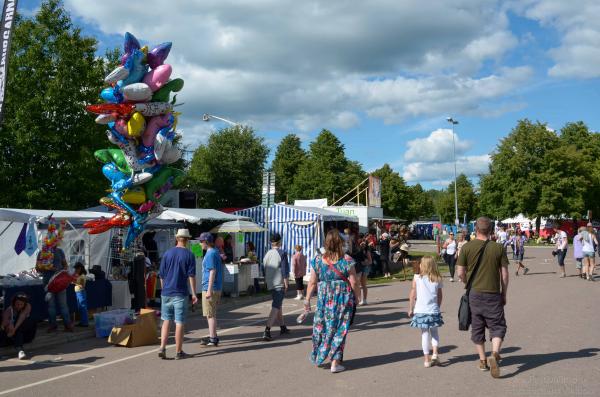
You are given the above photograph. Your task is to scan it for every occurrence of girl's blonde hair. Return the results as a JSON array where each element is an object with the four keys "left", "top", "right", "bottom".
[{"left": 419, "top": 256, "right": 442, "bottom": 283}]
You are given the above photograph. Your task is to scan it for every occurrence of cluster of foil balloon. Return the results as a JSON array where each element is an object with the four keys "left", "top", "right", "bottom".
[{"left": 84, "top": 32, "right": 184, "bottom": 248}]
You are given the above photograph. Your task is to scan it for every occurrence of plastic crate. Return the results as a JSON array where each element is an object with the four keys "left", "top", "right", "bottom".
[{"left": 94, "top": 309, "right": 134, "bottom": 338}]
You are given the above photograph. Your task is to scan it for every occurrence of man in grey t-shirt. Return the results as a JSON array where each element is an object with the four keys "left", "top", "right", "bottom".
[{"left": 262, "top": 233, "right": 290, "bottom": 341}]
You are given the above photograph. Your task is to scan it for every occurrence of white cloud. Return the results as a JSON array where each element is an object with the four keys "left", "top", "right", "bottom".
[
  {"left": 404, "top": 129, "right": 471, "bottom": 163},
  {"left": 403, "top": 154, "right": 490, "bottom": 183},
  {"left": 512, "top": 0, "right": 600, "bottom": 78},
  {"left": 401, "top": 129, "right": 490, "bottom": 183},
  {"left": 64, "top": 0, "right": 532, "bottom": 140}
]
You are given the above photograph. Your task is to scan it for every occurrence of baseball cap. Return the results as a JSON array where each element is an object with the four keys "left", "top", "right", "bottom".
[{"left": 199, "top": 232, "right": 214, "bottom": 243}]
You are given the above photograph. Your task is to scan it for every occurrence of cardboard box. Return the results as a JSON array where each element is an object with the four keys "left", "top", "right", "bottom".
[{"left": 108, "top": 309, "right": 158, "bottom": 347}]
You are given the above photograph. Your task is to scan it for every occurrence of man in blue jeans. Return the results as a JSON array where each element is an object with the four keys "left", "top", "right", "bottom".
[
  {"left": 158, "top": 229, "right": 198, "bottom": 360},
  {"left": 37, "top": 247, "right": 73, "bottom": 332}
]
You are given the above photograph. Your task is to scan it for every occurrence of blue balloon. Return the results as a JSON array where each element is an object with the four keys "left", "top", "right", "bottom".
[
  {"left": 100, "top": 87, "right": 122, "bottom": 103},
  {"left": 102, "top": 163, "right": 133, "bottom": 191},
  {"left": 121, "top": 50, "right": 148, "bottom": 86}
]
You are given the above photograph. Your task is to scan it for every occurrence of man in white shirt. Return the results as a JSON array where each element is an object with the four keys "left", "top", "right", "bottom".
[
  {"left": 497, "top": 227, "right": 508, "bottom": 245},
  {"left": 555, "top": 227, "right": 568, "bottom": 278}
]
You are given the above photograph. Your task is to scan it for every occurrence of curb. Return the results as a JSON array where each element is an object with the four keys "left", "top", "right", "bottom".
[{"left": 1, "top": 291, "right": 275, "bottom": 357}]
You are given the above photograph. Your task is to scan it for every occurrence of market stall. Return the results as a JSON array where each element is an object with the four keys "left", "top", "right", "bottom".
[
  {"left": 233, "top": 204, "right": 359, "bottom": 266},
  {"left": 0, "top": 208, "right": 180, "bottom": 313},
  {"left": 210, "top": 220, "right": 264, "bottom": 296}
]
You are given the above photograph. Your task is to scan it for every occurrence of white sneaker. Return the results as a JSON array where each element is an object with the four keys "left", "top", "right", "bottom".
[
  {"left": 449, "top": 278, "right": 454, "bottom": 282},
  {"left": 424, "top": 361, "right": 432, "bottom": 368},
  {"left": 331, "top": 364, "right": 346, "bottom": 373},
  {"left": 359, "top": 300, "right": 367, "bottom": 306},
  {"left": 294, "top": 296, "right": 302, "bottom": 300},
  {"left": 18, "top": 350, "right": 26, "bottom": 360}
]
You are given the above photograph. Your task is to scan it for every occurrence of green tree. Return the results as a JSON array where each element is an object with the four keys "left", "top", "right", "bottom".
[
  {"left": 272, "top": 134, "right": 306, "bottom": 203},
  {"left": 478, "top": 119, "right": 591, "bottom": 229},
  {"left": 371, "top": 164, "right": 411, "bottom": 220},
  {"left": 436, "top": 174, "right": 479, "bottom": 224},
  {"left": 187, "top": 126, "right": 269, "bottom": 207},
  {"left": 407, "top": 183, "right": 435, "bottom": 221},
  {"left": 0, "top": 0, "right": 112, "bottom": 209},
  {"left": 558, "top": 122, "right": 600, "bottom": 217},
  {"left": 290, "top": 129, "right": 365, "bottom": 202}
]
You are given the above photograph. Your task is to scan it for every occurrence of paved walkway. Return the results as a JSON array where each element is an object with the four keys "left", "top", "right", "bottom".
[{"left": 1, "top": 247, "right": 598, "bottom": 396}]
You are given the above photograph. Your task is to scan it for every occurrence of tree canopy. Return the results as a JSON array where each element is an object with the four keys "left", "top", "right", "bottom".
[
  {"left": 187, "top": 125, "right": 269, "bottom": 208},
  {"left": 272, "top": 134, "right": 306, "bottom": 203},
  {"left": 0, "top": 0, "right": 111, "bottom": 209},
  {"left": 479, "top": 119, "right": 597, "bottom": 222},
  {"left": 435, "top": 174, "right": 479, "bottom": 224},
  {"left": 289, "top": 129, "right": 366, "bottom": 202}
]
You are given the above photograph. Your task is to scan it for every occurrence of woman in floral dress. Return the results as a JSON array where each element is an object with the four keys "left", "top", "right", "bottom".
[{"left": 305, "top": 229, "right": 361, "bottom": 373}]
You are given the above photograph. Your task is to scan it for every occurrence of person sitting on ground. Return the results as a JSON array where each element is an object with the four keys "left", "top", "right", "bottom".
[
  {"left": 72, "top": 263, "right": 89, "bottom": 327},
  {"left": 408, "top": 256, "right": 444, "bottom": 368},
  {"left": 0, "top": 294, "right": 36, "bottom": 360}
]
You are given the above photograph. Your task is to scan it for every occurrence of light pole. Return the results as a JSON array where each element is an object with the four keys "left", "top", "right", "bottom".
[
  {"left": 446, "top": 117, "right": 459, "bottom": 227},
  {"left": 202, "top": 113, "right": 239, "bottom": 126}
]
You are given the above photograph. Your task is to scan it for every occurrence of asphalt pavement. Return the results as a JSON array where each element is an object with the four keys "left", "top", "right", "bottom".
[{"left": 1, "top": 245, "right": 598, "bottom": 397}]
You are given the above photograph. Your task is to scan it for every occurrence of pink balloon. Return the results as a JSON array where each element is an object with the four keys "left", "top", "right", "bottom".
[
  {"left": 142, "top": 64, "right": 172, "bottom": 92},
  {"left": 142, "top": 114, "right": 172, "bottom": 147},
  {"left": 114, "top": 119, "right": 129, "bottom": 136}
]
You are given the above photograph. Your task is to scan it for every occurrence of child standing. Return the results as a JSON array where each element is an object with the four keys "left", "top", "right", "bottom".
[
  {"left": 291, "top": 245, "right": 307, "bottom": 300},
  {"left": 73, "top": 263, "right": 89, "bottom": 327},
  {"left": 408, "top": 256, "right": 444, "bottom": 367}
]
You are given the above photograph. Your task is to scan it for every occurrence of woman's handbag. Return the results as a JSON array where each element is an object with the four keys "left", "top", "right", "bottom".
[{"left": 458, "top": 241, "right": 489, "bottom": 331}]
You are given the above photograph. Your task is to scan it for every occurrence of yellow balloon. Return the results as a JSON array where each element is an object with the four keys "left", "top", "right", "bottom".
[
  {"left": 127, "top": 112, "right": 146, "bottom": 138},
  {"left": 122, "top": 186, "right": 146, "bottom": 205}
]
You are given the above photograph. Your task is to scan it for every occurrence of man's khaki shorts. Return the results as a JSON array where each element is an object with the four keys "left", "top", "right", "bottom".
[{"left": 201, "top": 291, "right": 221, "bottom": 318}]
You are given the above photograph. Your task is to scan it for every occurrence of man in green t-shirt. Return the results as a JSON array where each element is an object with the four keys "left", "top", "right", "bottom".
[{"left": 457, "top": 217, "right": 509, "bottom": 379}]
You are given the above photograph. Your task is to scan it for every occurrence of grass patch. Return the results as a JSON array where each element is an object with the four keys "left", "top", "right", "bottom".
[{"left": 366, "top": 250, "right": 450, "bottom": 285}]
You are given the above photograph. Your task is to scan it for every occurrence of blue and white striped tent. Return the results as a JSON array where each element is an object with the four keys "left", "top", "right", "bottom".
[{"left": 234, "top": 204, "right": 358, "bottom": 268}]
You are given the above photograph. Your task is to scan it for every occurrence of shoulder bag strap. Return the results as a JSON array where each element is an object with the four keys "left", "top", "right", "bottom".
[
  {"left": 323, "top": 256, "right": 351, "bottom": 286},
  {"left": 465, "top": 240, "right": 490, "bottom": 293}
]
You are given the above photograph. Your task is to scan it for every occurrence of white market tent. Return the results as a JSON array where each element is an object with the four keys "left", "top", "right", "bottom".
[
  {"left": 0, "top": 209, "right": 112, "bottom": 275},
  {"left": 158, "top": 208, "right": 250, "bottom": 224},
  {"left": 0, "top": 208, "right": 181, "bottom": 275}
]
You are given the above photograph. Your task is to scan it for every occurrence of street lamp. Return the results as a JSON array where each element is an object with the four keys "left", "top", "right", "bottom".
[
  {"left": 202, "top": 113, "right": 239, "bottom": 126},
  {"left": 446, "top": 117, "right": 459, "bottom": 226}
]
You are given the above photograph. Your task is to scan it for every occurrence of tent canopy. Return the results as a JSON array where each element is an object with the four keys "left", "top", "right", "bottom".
[
  {"left": 0, "top": 208, "right": 108, "bottom": 224},
  {"left": 278, "top": 205, "right": 358, "bottom": 223},
  {"left": 158, "top": 208, "right": 250, "bottom": 224}
]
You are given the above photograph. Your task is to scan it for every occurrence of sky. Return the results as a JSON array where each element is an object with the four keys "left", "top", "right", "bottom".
[{"left": 16, "top": 0, "right": 600, "bottom": 189}]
